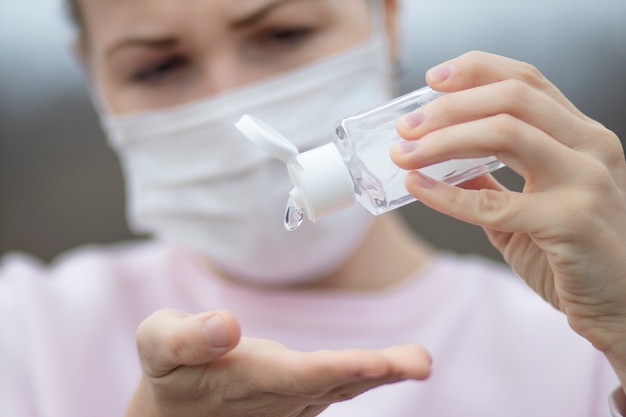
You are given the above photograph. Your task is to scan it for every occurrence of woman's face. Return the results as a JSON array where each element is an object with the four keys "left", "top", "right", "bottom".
[{"left": 79, "top": 0, "right": 391, "bottom": 115}]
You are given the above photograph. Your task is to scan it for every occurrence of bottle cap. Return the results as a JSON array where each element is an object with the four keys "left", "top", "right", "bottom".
[
  {"left": 235, "top": 115, "right": 300, "bottom": 164},
  {"left": 236, "top": 115, "right": 356, "bottom": 225}
]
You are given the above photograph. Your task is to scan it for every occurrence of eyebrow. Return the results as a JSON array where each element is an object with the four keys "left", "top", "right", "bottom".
[
  {"left": 106, "top": 37, "right": 178, "bottom": 58},
  {"left": 230, "top": 0, "right": 308, "bottom": 29},
  {"left": 105, "top": 0, "right": 312, "bottom": 57}
]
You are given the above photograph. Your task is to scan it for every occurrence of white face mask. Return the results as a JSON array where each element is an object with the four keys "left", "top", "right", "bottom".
[{"left": 98, "top": 35, "right": 393, "bottom": 286}]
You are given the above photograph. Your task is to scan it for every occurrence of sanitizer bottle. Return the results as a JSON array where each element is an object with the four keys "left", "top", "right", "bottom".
[{"left": 236, "top": 86, "right": 504, "bottom": 231}]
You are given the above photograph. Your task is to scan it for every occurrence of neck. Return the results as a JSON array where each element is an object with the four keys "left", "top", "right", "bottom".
[
  {"left": 206, "top": 213, "right": 436, "bottom": 293},
  {"left": 297, "top": 213, "right": 436, "bottom": 292}
]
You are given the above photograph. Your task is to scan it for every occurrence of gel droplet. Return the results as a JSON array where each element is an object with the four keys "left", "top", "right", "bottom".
[{"left": 284, "top": 198, "right": 304, "bottom": 231}]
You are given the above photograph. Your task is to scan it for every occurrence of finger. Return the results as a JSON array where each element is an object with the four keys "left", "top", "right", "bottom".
[
  {"left": 453, "top": 175, "right": 521, "bottom": 244},
  {"left": 397, "top": 80, "right": 600, "bottom": 154},
  {"left": 376, "top": 344, "right": 433, "bottom": 379},
  {"left": 404, "top": 170, "right": 544, "bottom": 233},
  {"left": 393, "top": 114, "right": 581, "bottom": 187},
  {"left": 136, "top": 309, "right": 241, "bottom": 378},
  {"left": 454, "top": 175, "right": 524, "bottom": 252},
  {"left": 424, "top": 51, "right": 592, "bottom": 122},
  {"left": 275, "top": 344, "right": 432, "bottom": 397},
  {"left": 457, "top": 172, "right": 509, "bottom": 192},
  {"left": 327, "top": 345, "right": 433, "bottom": 403}
]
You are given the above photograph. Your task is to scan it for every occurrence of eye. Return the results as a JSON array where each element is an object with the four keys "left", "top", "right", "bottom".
[
  {"left": 257, "top": 27, "right": 314, "bottom": 51},
  {"left": 131, "top": 55, "right": 189, "bottom": 84}
]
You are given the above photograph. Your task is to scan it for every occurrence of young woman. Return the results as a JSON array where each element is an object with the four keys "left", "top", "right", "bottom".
[{"left": 2, "top": 0, "right": 626, "bottom": 416}]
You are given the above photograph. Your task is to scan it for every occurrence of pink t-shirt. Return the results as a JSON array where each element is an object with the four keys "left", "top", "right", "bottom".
[{"left": 0, "top": 241, "right": 621, "bottom": 416}]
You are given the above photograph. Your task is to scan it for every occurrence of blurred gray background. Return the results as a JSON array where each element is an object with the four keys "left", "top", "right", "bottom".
[{"left": 1, "top": 0, "right": 625, "bottom": 263}]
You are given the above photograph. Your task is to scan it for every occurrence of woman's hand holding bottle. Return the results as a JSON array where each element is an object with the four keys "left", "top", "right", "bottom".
[{"left": 392, "top": 51, "right": 626, "bottom": 389}]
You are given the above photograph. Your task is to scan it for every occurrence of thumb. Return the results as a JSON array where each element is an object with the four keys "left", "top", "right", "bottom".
[{"left": 136, "top": 309, "right": 241, "bottom": 378}]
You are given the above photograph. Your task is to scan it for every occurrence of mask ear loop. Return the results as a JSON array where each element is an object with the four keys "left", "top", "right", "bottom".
[
  {"left": 374, "top": 0, "right": 412, "bottom": 94},
  {"left": 73, "top": 53, "right": 121, "bottom": 137},
  {"left": 369, "top": 0, "right": 398, "bottom": 96},
  {"left": 370, "top": 0, "right": 389, "bottom": 36},
  {"left": 70, "top": 46, "right": 112, "bottom": 117},
  {"left": 80, "top": 69, "right": 127, "bottom": 145},
  {"left": 70, "top": 32, "right": 130, "bottom": 149},
  {"left": 86, "top": 85, "right": 112, "bottom": 119},
  {"left": 85, "top": 83, "right": 128, "bottom": 146}
]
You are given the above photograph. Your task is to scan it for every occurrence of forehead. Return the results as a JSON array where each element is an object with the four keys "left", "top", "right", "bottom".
[
  {"left": 81, "top": 0, "right": 366, "bottom": 47},
  {"left": 82, "top": 0, "right": 276, "bottom": 28}
]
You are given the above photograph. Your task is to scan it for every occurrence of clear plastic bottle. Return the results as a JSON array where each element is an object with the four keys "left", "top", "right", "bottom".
[{"left": 236, "top": 86, "right": 504, "bottom": 231}]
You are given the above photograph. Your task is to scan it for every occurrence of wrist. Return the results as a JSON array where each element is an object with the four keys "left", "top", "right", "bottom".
[
  {"left": 586, "top": 322, "right": 626, "bottom": 394},
  {"left": 567, "top": 311, "right": 626, "bottom": 384}
]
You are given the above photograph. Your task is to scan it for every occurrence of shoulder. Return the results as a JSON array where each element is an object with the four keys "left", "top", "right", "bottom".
[
  {"left": 0, "top": 242, "right": 192, "bottom": 415},
  {"left": 0, "top": 240, "right": 214, "bottom": 359},
  {"left": 0, "top": 241, "right": 204, "bottom": 311},
  {"left": 1, "top": 240, "right": 195, "bottom": 280}
]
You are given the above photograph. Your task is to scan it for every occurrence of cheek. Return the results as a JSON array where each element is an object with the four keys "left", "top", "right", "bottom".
[
  {"left": 327, "top": 0, "right": 373, "bottom": 45},
  {"left": 87, "top": 58, "right": 139, "bottom": 114}
]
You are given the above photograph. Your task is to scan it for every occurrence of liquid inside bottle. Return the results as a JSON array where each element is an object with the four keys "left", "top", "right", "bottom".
[{"left": 333, "top": 87, "right": 504, "bottom": 216}]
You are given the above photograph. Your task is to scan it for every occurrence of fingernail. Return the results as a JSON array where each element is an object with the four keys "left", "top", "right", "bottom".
[
  {"left": 203, "top": 315, "right": 230, "bottom": 348},
  {"left": 410, "top": 171, "right": 436, "bottom": 189},
  {"left": 394, "top": 141, "right": 419, "bottom": 154},
  {"left": 428, "top": 63, "right": 452, "bottom": 83},
  {"left": 401, "top": 111, "right": 425, "bottom": 130}
]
